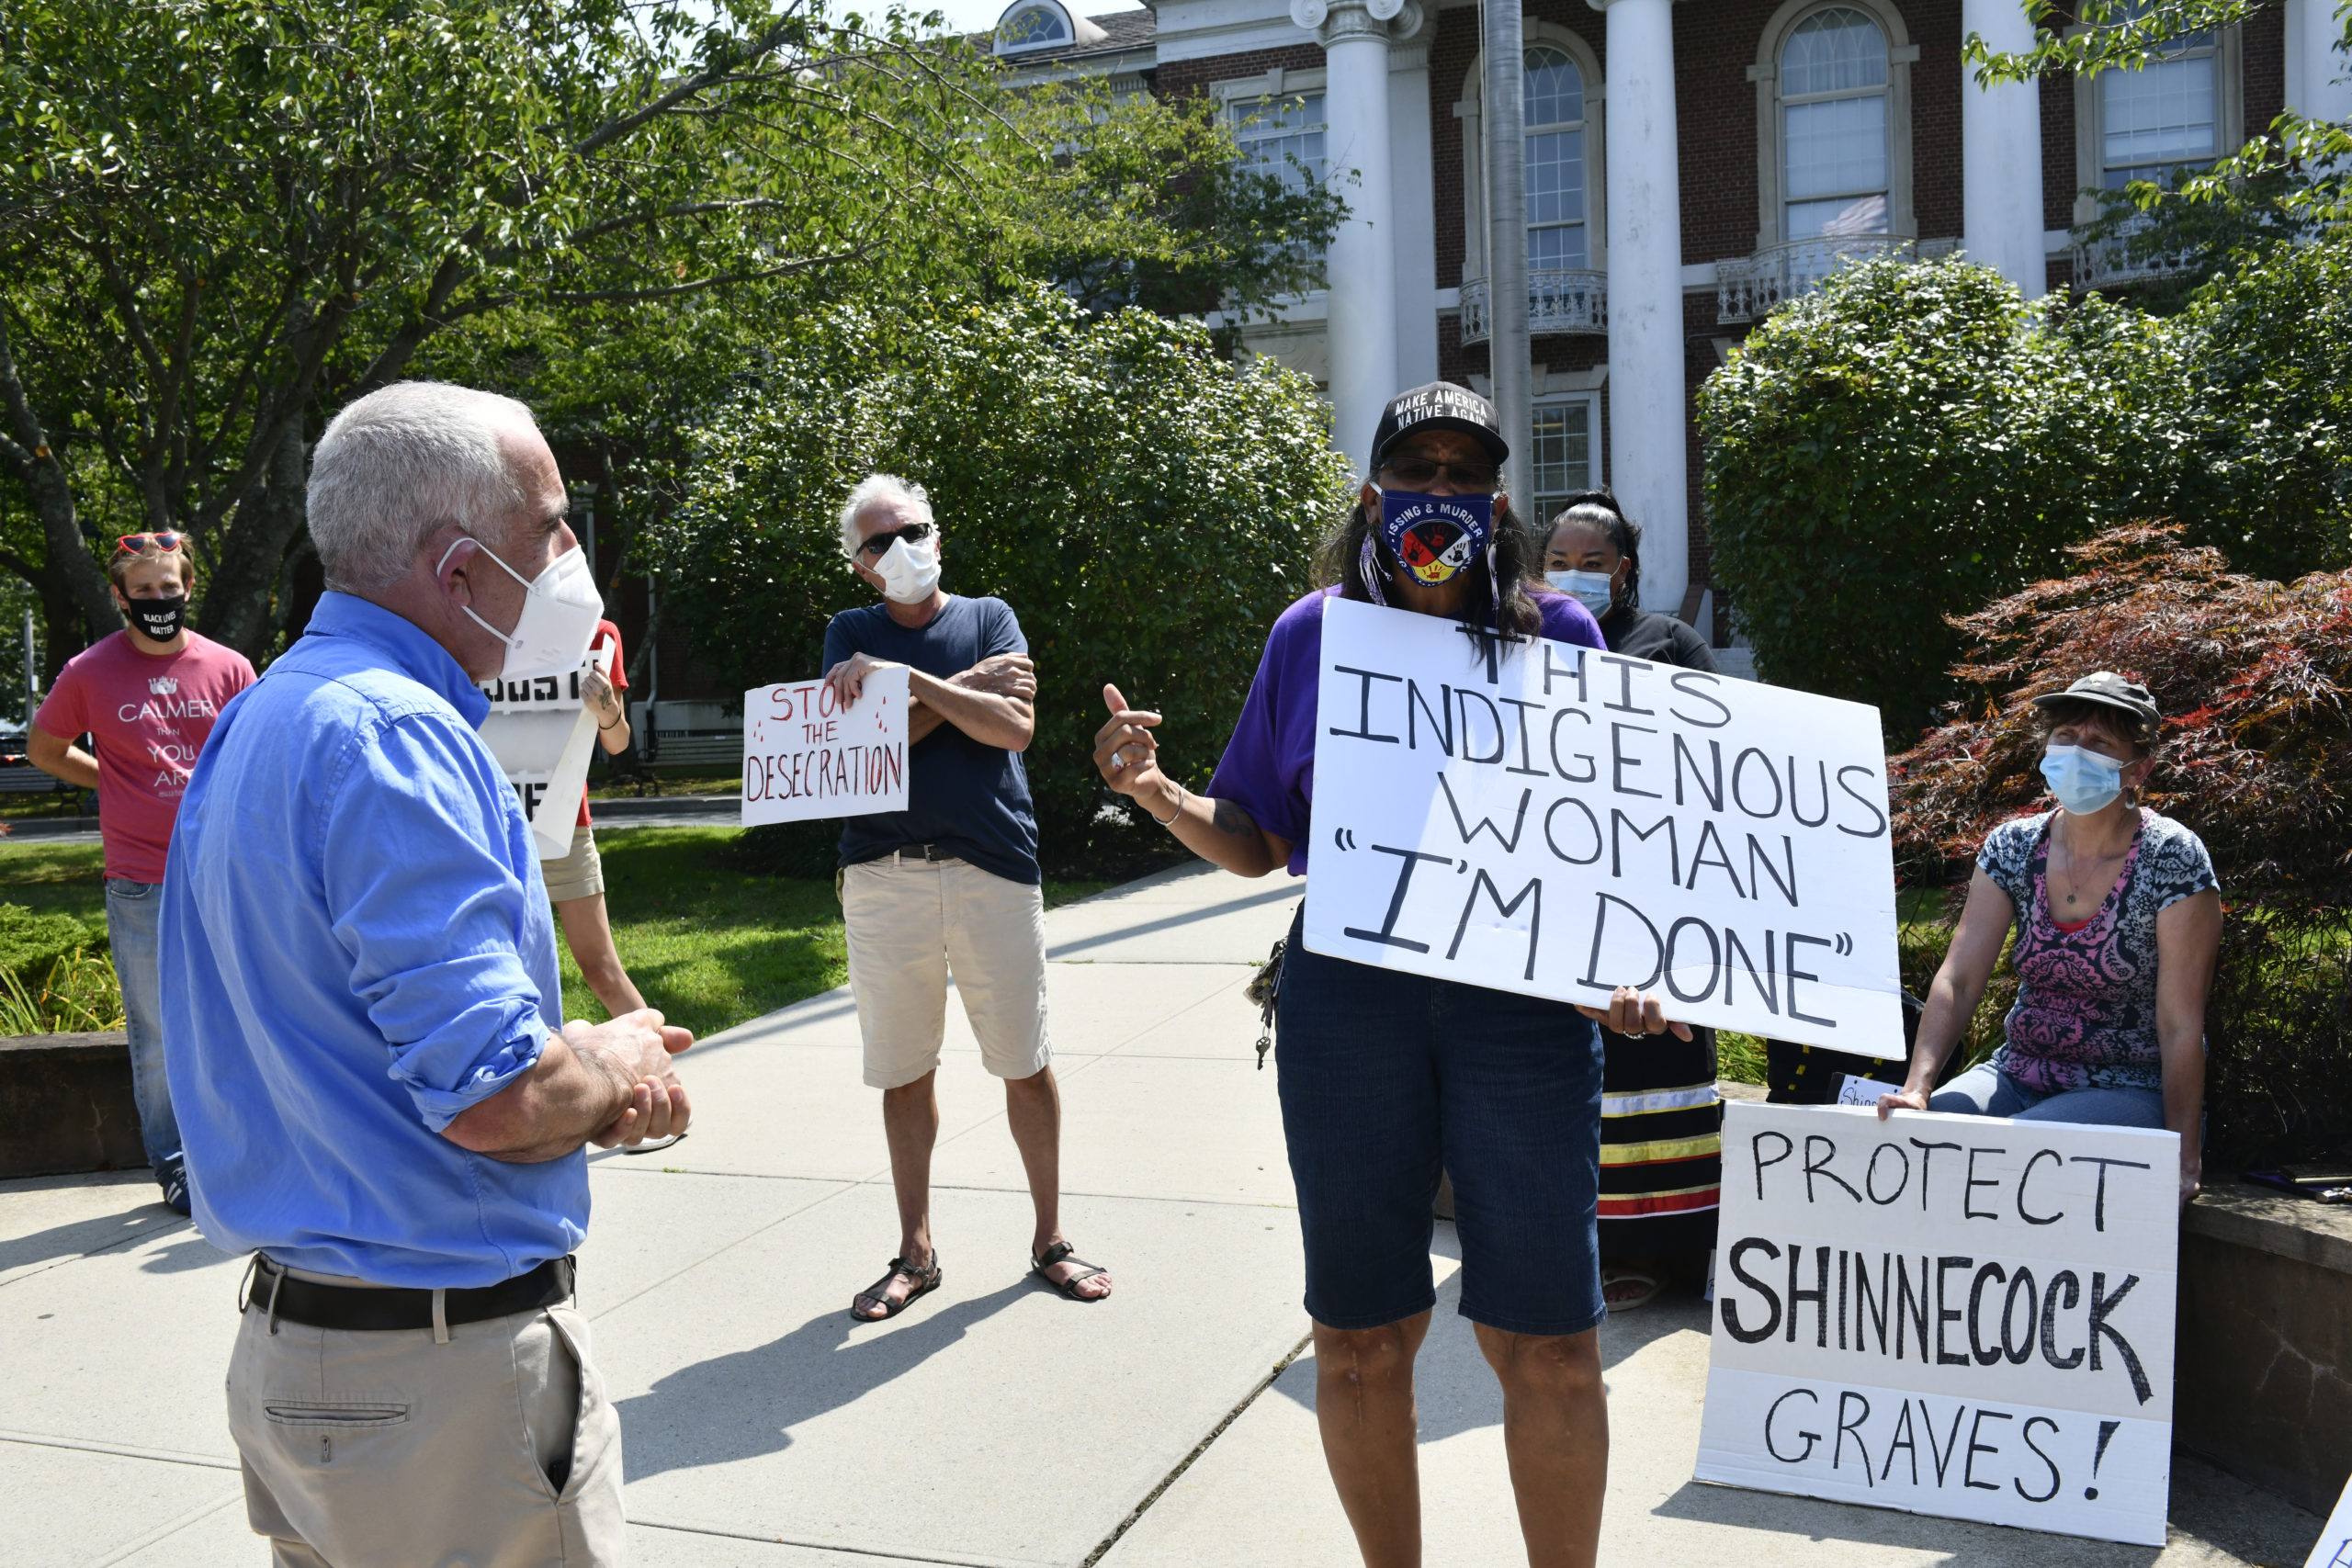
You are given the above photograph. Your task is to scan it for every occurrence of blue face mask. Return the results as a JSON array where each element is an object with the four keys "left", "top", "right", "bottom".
[
  {"left": 1547, "top": 569, "right": 1614, "bottom": 617},
  {"left": 1375, "top": 489, "right": 1493, "bottom": 589},
  {"left": 2040, "top": 743, "right": 2125, "bottom": 815}
]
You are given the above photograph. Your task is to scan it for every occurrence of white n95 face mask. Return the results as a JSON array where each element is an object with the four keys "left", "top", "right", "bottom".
[
  {"left": 875, "top": 534, "right": 942, "bottom": 604},
  {"left": 439, "top": 536, "right": 605, "bottom": 681}
]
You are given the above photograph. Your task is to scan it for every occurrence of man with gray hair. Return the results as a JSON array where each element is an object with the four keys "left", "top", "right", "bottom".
[
  {"left": 824, "top": 473, "right": 1112, "bottom": 1319},
  {"left": 160, "top": 380, "right": 691, "bottom": 1566}
]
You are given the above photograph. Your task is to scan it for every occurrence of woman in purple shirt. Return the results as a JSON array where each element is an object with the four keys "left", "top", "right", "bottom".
[{"left": 1091, "top": 383, "right": 1684, "bottom": 1568}]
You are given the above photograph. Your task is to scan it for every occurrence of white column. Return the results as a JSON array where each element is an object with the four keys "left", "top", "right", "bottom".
[
  {"left": 1961, "top": 0, "right": 2047, "bottom": 299},
  {"left": 2287, "top": 0, "right": 2352, "bottom": 122},
  {"left": 1389, "top": 39, "right": 1441, "bottom": 390},
  {"left": 1487, "top": 2, "right": 1532, "bottom": 512},
  {"left": 1601, "top": 0, "right": 1688, "bottom": 615},
  {"left": 1295, "top": 0, "right": 1409, "bottom": 477}
]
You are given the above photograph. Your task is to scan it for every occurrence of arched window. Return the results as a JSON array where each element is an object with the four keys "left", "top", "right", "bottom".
[
  {"left": 1524, "top": 47, "right": 1588, "bottom": 272},
  {"left": 1779, "top": 7, "right": 1891, "bottom": 239},
  {"left": 997, "top": 3, "right": 1071, "bottom": 53}
]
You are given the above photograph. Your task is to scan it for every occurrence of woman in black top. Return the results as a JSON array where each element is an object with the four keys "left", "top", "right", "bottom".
[{"left": 1543, "top": 492, "right": 1724, "bottom": 1310}]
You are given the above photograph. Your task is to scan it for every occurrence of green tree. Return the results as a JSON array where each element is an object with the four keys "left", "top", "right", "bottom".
[
  {"left": 1, "top": 0, "right": 1341, "bottom": 675},
  {"left": 648, "top": 284, "right": 1351, "bottom": 862},
  {"left": 1697, "top": 256, "right": 2190, "bottom": 739}
]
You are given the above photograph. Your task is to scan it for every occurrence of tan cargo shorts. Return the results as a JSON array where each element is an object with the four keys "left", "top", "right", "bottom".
[{"left": 842, "top": 852, "right": 1051, "bottom": 1089}]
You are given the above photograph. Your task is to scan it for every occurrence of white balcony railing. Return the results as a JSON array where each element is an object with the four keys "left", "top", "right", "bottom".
[
  {"left": 1715, "top": 234, "right": 1914, "bottom": 323},
  {"left": 2073, "top": 214, "right": 2196, "bottom": 288},
  {"left": 1457, "top": 269, "right": 1607, "bottom": 346}
]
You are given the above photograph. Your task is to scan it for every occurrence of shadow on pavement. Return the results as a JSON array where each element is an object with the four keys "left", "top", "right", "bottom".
[
  {"left": 616, "top": 1279, "right": 1033, "bottom": 1480},
  {"left": 1647, "top": 1476, "right": 2164, "bottom": 1566},
  {"left": 0, "top": 1201, "right": 181, "bottom": 1279}
]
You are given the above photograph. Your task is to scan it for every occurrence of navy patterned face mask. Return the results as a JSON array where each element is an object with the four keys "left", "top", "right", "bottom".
[{"left": 1373, "top": 488, "right": 1493, "bottom": 590}]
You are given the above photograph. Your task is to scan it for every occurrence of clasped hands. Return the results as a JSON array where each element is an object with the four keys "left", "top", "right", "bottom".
[{"left": 571, "top": 1010, "right": 695, "bottom": 1148}]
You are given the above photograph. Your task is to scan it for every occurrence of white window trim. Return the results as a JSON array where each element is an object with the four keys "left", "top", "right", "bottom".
[
  {"left": 1748, "top": 0, "right": 1917, "bottom": 251},
  {"left": 2071, "top": 23, "right": 2243, "bottom": 225},
  {"left": 996, "top": 0, "right": 1078, "bottom": 56},
  {"left": 1216, "top": 69, "right": 1334, "bottom": 299},
  {"left": 1530, "top": 389, "right": 1607, "bottom": 506},
  {"left": 1453, "top": 23, "right": 1607, "bottom": 283}
]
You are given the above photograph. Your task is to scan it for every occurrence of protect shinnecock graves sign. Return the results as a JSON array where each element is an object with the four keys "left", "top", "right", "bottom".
[
  {"left": 1306, "top": 598, "right": 1903, "bottom": 1053},
  {"left": 741, "top": 667, "right": 909, "bottom": 827},
  {"left": 1697, "top": 1102, "right": 2179, "bottom": 1547}
]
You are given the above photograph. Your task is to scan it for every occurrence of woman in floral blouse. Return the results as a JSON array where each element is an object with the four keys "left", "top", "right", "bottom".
[{"left": 1878, "top": 672, "right": 2222, "bottom": 1202}]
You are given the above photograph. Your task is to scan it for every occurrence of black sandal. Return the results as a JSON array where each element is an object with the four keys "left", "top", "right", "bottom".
[
  {"left": 851, "top": 1252, "right": 941, "bottom": 1321},
  {"left": 1031, "top": 1240, "right": 1111, "bottom": 1302}
]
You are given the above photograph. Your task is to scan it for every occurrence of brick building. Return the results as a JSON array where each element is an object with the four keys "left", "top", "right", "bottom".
[{"left": 992, "top": 0, "right": 2350, "bottom": 651}]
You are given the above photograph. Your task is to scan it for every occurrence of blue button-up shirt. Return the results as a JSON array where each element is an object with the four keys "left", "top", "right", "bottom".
[{"left": 161, "top": 592, "right": 581, "bottom": 1287}]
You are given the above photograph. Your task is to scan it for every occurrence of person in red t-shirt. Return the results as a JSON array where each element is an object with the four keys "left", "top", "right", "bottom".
[
  {"left": 32, "top": 532, "right": 256, "bottom": 1213},
  {"left": 539, "top": 618, "right": 646, "bottom": 1017}
]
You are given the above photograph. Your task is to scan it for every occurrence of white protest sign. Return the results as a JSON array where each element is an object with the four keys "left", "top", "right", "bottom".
[
  {"left": 2306, "top": 1472, "right": 2352, "bottom": 1568},
  {"left": 477, "top": 649, "right": 612, "bottom": 861},
  {"left": 1306, "top": 598, "right": 1903, "bottom": 1053},
  {"left": 741, "top": 666, "right": 909, "bottom": 826},
  {"left": 1697, "top": 1102, "right": 2179, "bottom": 1547},
  {"left": 1838, "top": 1074, "right": 1908, "bottom": 1106}
]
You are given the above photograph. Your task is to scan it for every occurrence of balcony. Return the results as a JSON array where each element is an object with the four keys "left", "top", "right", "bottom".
[
  {"left": 1457, "top": 269, "right": 1607, "bottom": 347},
  {"left": 1715, "top": 234, "right": 1915, "bottom": 324},
  {"left": 2073, "top": 214, "right": 2196, "bottom": 289}
]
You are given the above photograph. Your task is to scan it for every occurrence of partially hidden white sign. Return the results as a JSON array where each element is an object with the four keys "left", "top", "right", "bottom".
[
  {"left": 741, "top": 667, "right": 909, "bottom": 827},
  {"left": 1306, "top": 597, "right": 1903, "bottom": 1053},
  {"left": 476, "top": 649, "right": 611, "bottom": 861},
  {"left": 1697, "top": 1102, "right": 2179, "bottom": 1547}
]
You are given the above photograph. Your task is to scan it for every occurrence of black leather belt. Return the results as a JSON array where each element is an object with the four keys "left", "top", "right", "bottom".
[
  {"left": 243, "top": 1254, "right": 575, "bottom": 1332},
  {"left": 899, "top": 843, "right": 955, "bottom": 862}
]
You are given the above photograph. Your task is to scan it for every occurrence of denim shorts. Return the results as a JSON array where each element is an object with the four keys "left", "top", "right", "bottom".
[{"left": 1274, "top": 910, "right": 1607, "bottom": 1337}]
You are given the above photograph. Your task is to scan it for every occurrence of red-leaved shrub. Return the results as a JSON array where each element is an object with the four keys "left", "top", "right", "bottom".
[{"left": 1890, "top": 525, "right": 2352, "bottom": 1168}]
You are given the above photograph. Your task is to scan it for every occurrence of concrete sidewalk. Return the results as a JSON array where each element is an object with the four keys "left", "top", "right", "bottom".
[{"left": 0, "top": 862, "right": 2321, "bottom": 1566}]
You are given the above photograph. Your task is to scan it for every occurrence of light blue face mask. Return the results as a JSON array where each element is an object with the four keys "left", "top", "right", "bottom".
[
  {"left": 1547, "top": 569, "right": 1615, "bottom": 617},
  {"left": 2041, "top": 743, "right": 2126, "bottom": 815}
]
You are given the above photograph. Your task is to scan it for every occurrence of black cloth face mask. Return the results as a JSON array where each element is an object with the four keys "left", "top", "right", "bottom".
[{"left": 127, "top": 594, "right": 187, "bottom": 642}]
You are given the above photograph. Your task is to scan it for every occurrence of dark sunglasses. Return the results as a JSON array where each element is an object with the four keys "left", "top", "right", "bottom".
[
  {"left": 1380, "top": 457, "right": 1500, "bottom": 491},
  {"left": 115, "top": 531, "right": 184, "bottom": 557},
  {"left": 855, "top": 522, "right": 933, "bottom": 559}
]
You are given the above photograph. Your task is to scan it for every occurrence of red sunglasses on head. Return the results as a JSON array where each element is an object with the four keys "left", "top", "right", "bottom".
[{"left": 114, "top": 531, "right": 184, "bottom": 557}]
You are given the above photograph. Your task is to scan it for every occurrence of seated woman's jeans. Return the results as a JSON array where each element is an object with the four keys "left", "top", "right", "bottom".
[{"left": 1928, "top": 1062, "right": 2165, "bottom": 1128}]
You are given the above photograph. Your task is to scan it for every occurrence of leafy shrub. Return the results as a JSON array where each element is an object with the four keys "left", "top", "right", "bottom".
[
  {"left": 2169, "top": 234, "right": 2352, "bottom": 585},
  {"left": 650, "top": 285, "right": 1353, "bottom": 869},
  {"left": 1701, "top": 236, "right": 2352, "bottom": 740},
  {"left": 0, "top": 903, "right": 106, "bottom": 981},
  {"left": 1698, "top": 256, "right": 2188, "bottom": 740},
  {"left": 1890, "top": 525, "right": 2352, "bottom": 1168}
]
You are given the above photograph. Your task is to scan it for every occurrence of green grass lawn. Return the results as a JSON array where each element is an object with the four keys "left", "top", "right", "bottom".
[
  {"left": 0, "top": 829, "right": 1110, "bottom": 1041},
  {"left": 0, "top": 838, "right": 107, "bottom": 924},
  {"left": 566, "top": 827, "right": 1109, "bottom": 1035}
]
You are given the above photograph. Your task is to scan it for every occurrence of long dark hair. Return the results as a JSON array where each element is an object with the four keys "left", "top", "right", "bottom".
[
  {"left": 1546, "top": 489, "right": 1642, "bottom": 611},
  {"left": 1313, "top": 495, "right": 1546, "bottom": 642}
]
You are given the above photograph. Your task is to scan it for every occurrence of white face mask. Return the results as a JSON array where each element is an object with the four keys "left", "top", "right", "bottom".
[
  {"left": 1547, "top": 568, "right": 1616, "bottom": 617},
  {"left": 439, "top": 536, "right": 604, "bottom": 681},
  {"left": 874, "top": 533, "right": 942, "bottom": 604}
]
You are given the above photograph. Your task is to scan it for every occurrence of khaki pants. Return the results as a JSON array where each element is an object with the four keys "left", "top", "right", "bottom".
[
  {"left": 227, "top": 1289, "right": 625, "bottom": 1567},
  {"left": 842, "top": 854, "right": 1051, "bottom": 1089}
]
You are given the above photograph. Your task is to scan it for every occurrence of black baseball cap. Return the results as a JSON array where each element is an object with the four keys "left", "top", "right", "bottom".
[
  {"left": 2030, "top": 671, "right": 2160, "bottom": 727},
  {"left": 1369, "top": 382, "right": 1510, "bottom": 474}
]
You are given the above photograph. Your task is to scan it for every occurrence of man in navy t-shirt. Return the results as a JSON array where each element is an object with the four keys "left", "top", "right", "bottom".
[{"left": 822, "top": 474, "right": 1113, "bottom": 1320}]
